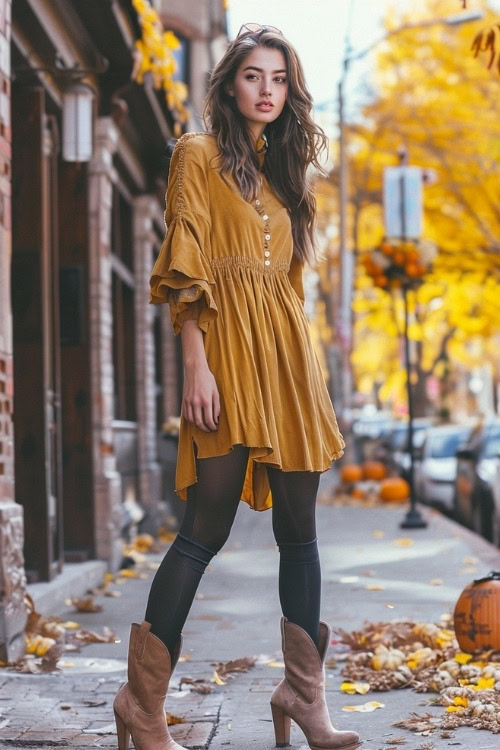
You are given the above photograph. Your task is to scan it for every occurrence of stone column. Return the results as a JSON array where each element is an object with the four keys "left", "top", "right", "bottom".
[
  {"left": 0, "top": 0, "right": 27, "bottom": 662},
  {"left": 133, "top": 196, "right": 162, "bottom": 532},
  {"left": 88, "top": 117, "right": 122, "bottom": 571}
]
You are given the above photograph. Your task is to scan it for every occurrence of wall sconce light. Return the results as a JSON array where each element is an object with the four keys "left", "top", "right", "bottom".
[
  {"left": 13, "top": 54, "right": 108, "bottom": 163},
  {"left": 62, "top": 79, "right": 94, "bottom": 162}
]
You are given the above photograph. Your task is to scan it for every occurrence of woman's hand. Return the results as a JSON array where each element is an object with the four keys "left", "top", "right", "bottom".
[
  {"left": 180, "top": 318, "right": 220, "bottom": 432},
  {"left": 182, "top": 362, "right": 220, "bottom": 432}
]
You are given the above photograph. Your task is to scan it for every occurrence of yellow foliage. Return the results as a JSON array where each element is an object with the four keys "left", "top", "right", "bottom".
[
  {"left": 320, "top": 0, "right": 500, "bottom": 411},
  {"left": 131, "top": 0, "right": 190, "bottom": 126}
]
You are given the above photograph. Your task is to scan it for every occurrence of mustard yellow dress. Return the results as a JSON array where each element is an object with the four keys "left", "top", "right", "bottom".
[{"left": 150, "top": 131, "right": 345, "bottom": 511}]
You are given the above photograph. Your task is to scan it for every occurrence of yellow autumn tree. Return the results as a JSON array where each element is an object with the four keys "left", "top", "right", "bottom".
[{"left": 327, "top": 0, "right": 500, "bottom": 415}]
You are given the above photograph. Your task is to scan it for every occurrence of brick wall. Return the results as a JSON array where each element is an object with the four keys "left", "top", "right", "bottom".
[{"left": 0, "top": 0, "right": 27, "bottom": 663}]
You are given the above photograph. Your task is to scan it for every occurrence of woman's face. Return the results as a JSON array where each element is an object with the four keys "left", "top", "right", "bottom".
[{"left": 227, "top": 46, "right": 288, "bottom": 142}]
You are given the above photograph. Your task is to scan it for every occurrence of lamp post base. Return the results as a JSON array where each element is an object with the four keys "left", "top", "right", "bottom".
[{"left": 400, "top": 507, "right": 428, "bottom": 529}]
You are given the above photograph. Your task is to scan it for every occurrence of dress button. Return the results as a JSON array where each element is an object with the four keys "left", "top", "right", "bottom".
[
  {"left": 264, "top": 260, "right": 271, "bottom": 266},
  {"left": 265, "top": 234, "right": 271, "bottom": 240},
  {"left": 255, "top": 199, "right": 261, "bottom": 206},
  {"left": 263, "top": 214, "right": 269, "bottom": 220},
  {"left": 264, "top": 251, "right": 270, "bottom": 257}
]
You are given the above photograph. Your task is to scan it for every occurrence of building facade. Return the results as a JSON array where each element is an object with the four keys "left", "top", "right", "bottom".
[{"left": 0, "top": 0, "right": 227, "bottom": 661}]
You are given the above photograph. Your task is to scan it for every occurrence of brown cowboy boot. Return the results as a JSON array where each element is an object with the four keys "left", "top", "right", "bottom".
[
  {"left": 113, "top": 620, "right": 187, "bottom": 750},
  {"left": 270, "top": 617, "right": 362, "bottom": 750}
]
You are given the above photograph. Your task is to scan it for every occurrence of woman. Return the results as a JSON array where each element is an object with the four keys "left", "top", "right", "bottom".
[{"left": 113, "top": 23, "right": 361, "bottom": 750}]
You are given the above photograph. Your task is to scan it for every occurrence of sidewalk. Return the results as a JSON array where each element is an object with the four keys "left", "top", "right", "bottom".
[{"left": 0, "top": 467, "right": 498, "bottom": 749}]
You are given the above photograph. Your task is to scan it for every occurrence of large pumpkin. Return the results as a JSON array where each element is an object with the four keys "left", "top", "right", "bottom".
[
  {"left": 340, "top": 464, "right": 363, "bottom": 483},
  {"left": 379, "top": 477, "right": 410, "bottom": 502},
  {"left": 453, "top": 572, "right": 500, "bottom": 653},
  {"left": 362, "top": 461, "right": 387, "bottom": 480}
]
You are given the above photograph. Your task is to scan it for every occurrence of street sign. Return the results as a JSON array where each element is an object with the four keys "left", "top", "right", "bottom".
[{"left": 383, "top": 166, "right": 423, "bottom": 240}]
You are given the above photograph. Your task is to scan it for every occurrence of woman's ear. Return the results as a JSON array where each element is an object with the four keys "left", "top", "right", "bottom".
[{"left": 225, "top": 81, "right": 234, "bottom": 97}]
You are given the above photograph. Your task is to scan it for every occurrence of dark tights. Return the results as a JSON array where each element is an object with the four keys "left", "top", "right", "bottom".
[{"left": 145, "top": 444, "right": 321, "bottom": 660}]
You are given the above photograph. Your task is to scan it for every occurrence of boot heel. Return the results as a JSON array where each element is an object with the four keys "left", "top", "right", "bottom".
[
  {"left": 114, "top": 710, "right": 130, "bottom": 750},
  {"left": 270, "top": 702, "right": 291, "bottom": 747}
]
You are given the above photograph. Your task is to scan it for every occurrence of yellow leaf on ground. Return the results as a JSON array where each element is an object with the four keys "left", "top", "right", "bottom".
[
  {"left": 371, "top": 530, "right": 385, "bottom": 538},
  {"left": 342, "top": 701, "right": 385, "bottom": 712},
  {"left": 473, "top": 676, "right": 495, "bottom": 690},
  {"left": 454, "top": 652, "right": 473, "bottom": 664},
  {"left": 166, "top": 712, "right": 185, "bottom": 725},
  {"left": 212, "top": 670, "right": 226, "bottom": 685},
  {"left": 428, "top": 579, "right": 443, "bottom": 585},
  {"left": 366, "top": 584, "right": 385, "bottom": 591},
  {"left": 118, "top": 569, "right": 138, "bottom": 578},
  {"left": 393, "top": 538, "right": 414, "bottom": 547},
  {"left": 446, "top": 705, "right": 465, "bottom": 712},
  {"left": 267, "top": 661, "right": 285, "bottom": 668},
  {"left": 341, "top": 681, "right": 371, "bottom": 695}
]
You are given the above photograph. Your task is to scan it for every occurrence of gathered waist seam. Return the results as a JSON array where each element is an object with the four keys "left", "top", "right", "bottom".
[{"left": 210, "top": 255, "right": 290, "bottom": 273}]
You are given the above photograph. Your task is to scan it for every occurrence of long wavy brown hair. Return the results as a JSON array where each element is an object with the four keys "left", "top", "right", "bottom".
[{"left": 202, "top": 28, "right": 328, "bottom": 266}]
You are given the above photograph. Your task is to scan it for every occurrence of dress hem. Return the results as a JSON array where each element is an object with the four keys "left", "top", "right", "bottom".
[{"left": 174, "top": 438, "right": 345, "bottom": 512}]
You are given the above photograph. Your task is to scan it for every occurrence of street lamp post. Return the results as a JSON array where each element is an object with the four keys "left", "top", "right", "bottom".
[{"left": 335, "top": 8, "right": 484, "bottom": 424}]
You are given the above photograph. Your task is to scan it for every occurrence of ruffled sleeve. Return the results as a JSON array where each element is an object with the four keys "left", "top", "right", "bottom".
[
  {"left": 288, "top": 253, "right": 305, "bottom": 307},
  {"left": 149, "top": 135, "right": 218, "bottom": 335}
]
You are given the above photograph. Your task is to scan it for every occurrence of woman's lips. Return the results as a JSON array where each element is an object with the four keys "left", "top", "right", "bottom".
[{"left": 256, "top": 103, "right": 273, "bottom": 111}]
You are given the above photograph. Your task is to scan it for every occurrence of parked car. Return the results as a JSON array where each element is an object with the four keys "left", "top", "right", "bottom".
[
  {"left": 413, "top": 423, "right": 473, "bottom": 514},
  {"left": 351, "top": 411, "right": 394, "bottom": 462},
  {"left": 454, "top": 418, "right": 500, "bottom": 542},
  {"left": 377, "top": 417, "right": 435, "bottom": 479}
]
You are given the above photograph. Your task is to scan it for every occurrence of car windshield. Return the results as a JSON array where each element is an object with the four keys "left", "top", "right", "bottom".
[
  {"left": 428, "top": 430, "right": 470, "bottom": 459},
  {"left": 484, "top": 429, "right": 500, "bottom": 458},
  {"left": 392, "top": 424, "right": 429, "bottom": 450}
]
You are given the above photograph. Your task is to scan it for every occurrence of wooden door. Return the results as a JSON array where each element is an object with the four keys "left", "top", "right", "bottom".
[{"left": 11, "top": 86, "right": 64, "bottom": 582}]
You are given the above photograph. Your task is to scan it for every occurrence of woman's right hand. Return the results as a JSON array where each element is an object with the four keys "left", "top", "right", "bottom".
[
  {"left": 180, "top": 317, "right": 220, "bottom": 431},
  {"left": 182, "top": 362, "right": 220, "bottom": 432}
]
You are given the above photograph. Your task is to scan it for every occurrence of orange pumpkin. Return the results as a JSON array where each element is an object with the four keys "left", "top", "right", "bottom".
[
  {"left": 351, "top": 487, "right": 366, "bottom": 500},
  {"left": 453, "top": 572, "right": 500, "bottom": 653},
  {"left": 340, "top": 464, "right": 363, "bottom": 483},
  {"left": 362, "top": 461, "right": 387, "bottom": 481},
  {"left": 379, "top": 477, "right": 410, "bottom": 502}
]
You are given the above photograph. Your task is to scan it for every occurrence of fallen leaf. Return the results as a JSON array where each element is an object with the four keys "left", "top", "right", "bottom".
[
  {"left": 267, "top": 661, "right": 285, "bottom": 668},
  {"left": 454, "top": 652, "right": 473, "bottom": 664},
  {"left": 428, "top": 579, "right": 443, "bottom": 586},
  {"left": 463, "top": 556, "right": 478, "bottom": 565},
  {"left": 393, "top": 538, "right": 414, "bottom": 547},
  {"left": 70, "top": 597, "right": 103, "bottom": 613},
  {"left": 118, "top": 569, "right": 138, "bottom": 578},
  {"left": 215, "top": 656, "right": 256, "bottom": 677},
  {"left": 366, "top": 584, "right": 385, "bottom": 591},
  {"left": 166, "top": 713, "right": 185, "bottom": 725},
  {"left": 340, "top": 681, "right": 371, "bottom": 695},
  {"left": 212, "top": 670, "right": 226, "bottom": 685},
  {"left": 342, "top": 701, "right": 385, "bottom": 712},
  {"left": 371, "top": 530, "right": 385, "bottom": 538},
  {"left": 360, "top": 569, "right": 377, "bottom": 577}
]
